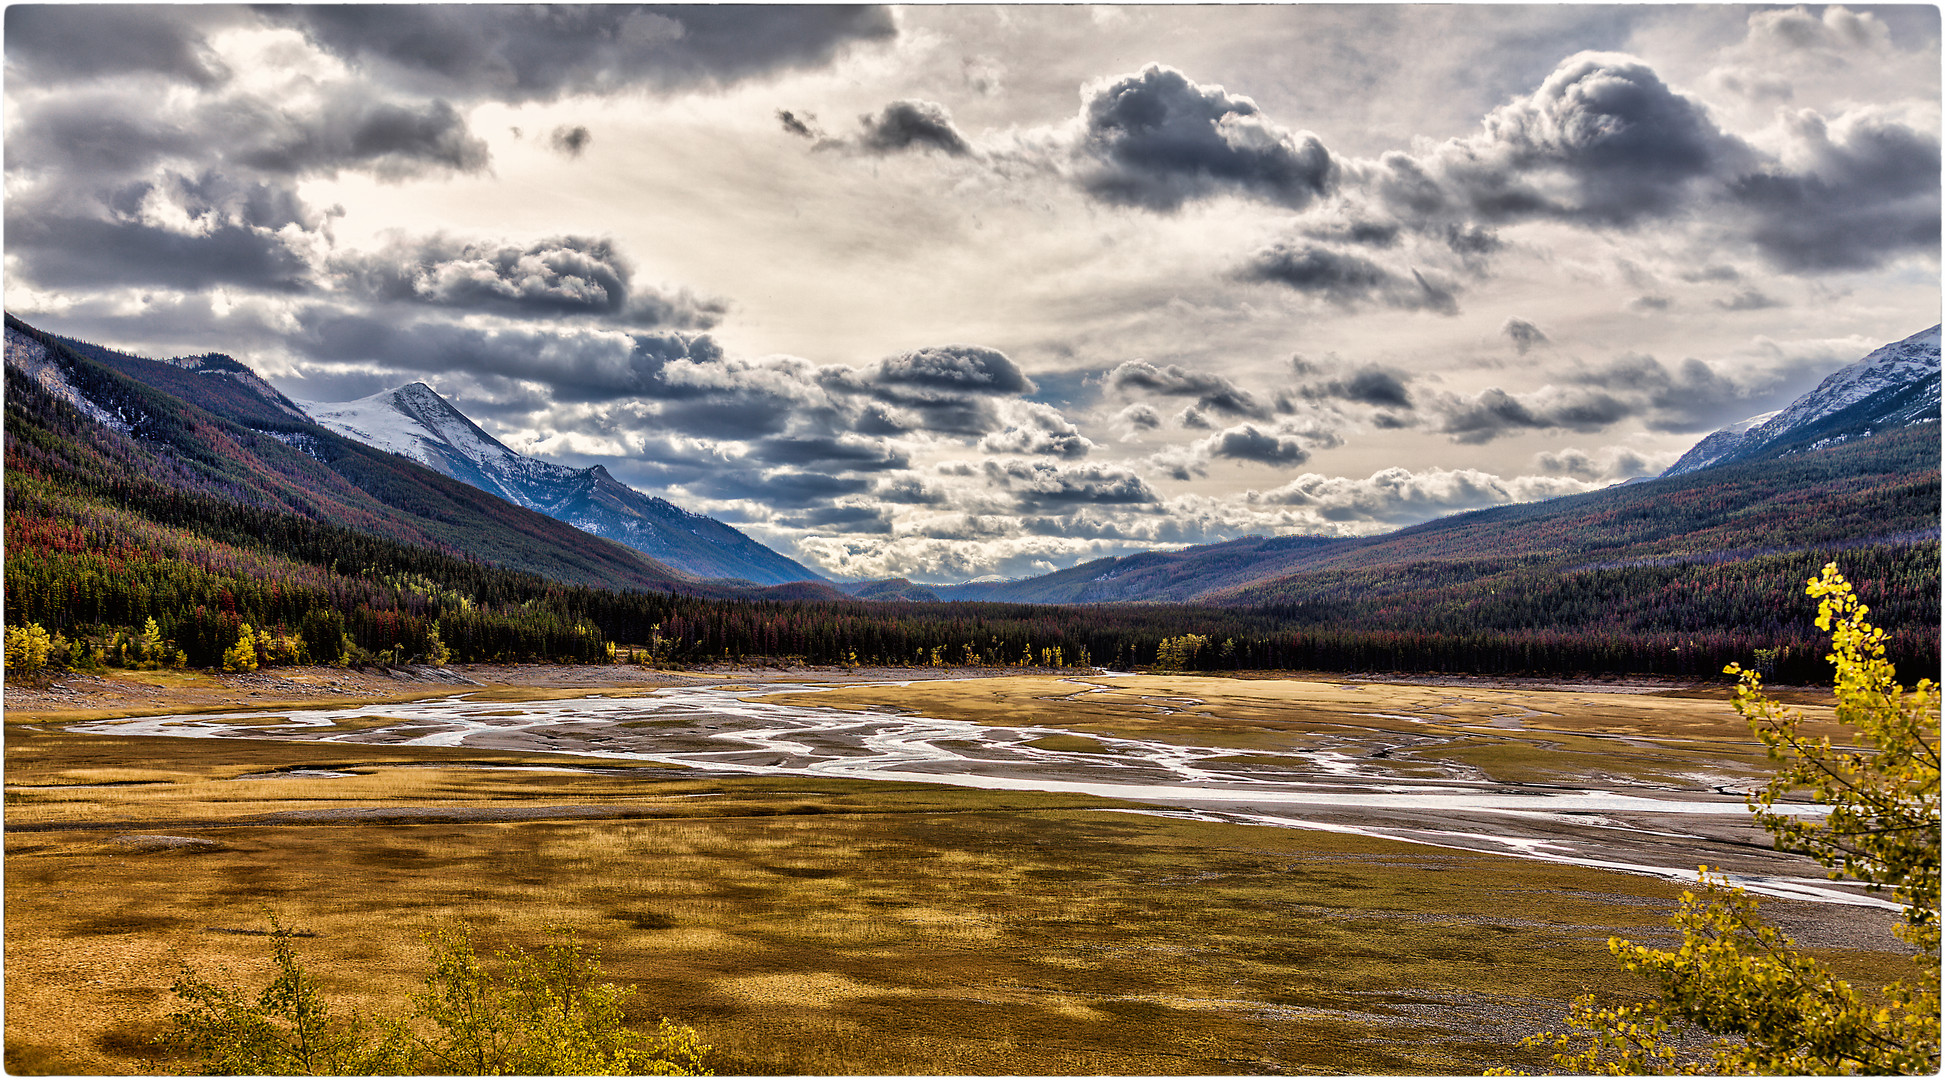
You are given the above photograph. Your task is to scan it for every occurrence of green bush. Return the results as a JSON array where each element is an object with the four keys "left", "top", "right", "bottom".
[{"left": 157, "top": 921, "right": 711, "bottom": 1076}]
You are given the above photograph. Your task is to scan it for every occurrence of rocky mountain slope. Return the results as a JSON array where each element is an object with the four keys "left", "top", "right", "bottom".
[
  {"left": 302, "top": 383, "right": 822, "bottom": 586},
  {"left": 5, "top": 315, "right": 693, "bottom": 593},
  {"left": 1663, "top": 325, "right": 1940, "bottom": 477}
]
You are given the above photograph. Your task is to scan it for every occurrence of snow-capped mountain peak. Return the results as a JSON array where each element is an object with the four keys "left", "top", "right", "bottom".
[
  {"left": 297, "top": 382, "right": 822, "bottom": 585},
  {"left": 1663, "top": 325, "right": 1941, "bottom": 477}
]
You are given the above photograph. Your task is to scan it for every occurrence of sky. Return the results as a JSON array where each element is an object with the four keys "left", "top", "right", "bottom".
[{"left": 5, "top": 4, "right": 1940, "bottom": 583}]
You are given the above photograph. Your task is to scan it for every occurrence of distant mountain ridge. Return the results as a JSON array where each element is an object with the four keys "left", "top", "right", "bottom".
[
  {"left": 1663, "top": 325, "right": 1941, "bottom": 477},
  {"left": 302, "top": 383, "right": 822, "bottom": 586}
]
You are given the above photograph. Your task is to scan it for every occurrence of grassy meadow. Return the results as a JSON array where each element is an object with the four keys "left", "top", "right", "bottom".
[{"left": 3, "top": 676, "right": 1910, "bottom": 1076}]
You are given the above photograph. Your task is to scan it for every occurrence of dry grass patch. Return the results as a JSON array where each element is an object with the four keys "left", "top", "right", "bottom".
[{"left": 4, "top": 684, "right": 1915, "bottom": 1076}]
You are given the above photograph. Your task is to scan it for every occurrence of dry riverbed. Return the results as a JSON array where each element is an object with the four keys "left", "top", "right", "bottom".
[{"left": 4, "top": 665, "right": 1903, "bottom": 1076}]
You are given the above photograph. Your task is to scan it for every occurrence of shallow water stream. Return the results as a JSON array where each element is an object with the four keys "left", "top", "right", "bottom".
[{"left": 69, "top": 680, "right": 1880, "bottom": 908}]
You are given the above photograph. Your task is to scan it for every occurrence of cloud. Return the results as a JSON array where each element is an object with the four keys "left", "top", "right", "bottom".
[
  {"left": 1429, "top": 385, "right": 1635, "bottom": 443},
  {"left": 701, "top": 469, "right": 877, "bottom": 510},
  {"left": 1714, "top": 288, "right": 1783, "bottom": 311},
  {"left": 748, "top": 435, "right": 909, "bottom": 471},
  {"left": 287, "top": 311, "right": 723, "bottom": 402},
  {"left": 983, "top": 460, "right": 1157, "bottom": 509},
  {"left": 1247, "top": 466, "right": 1591, "bottom": 522},
  {"left": 4, "top": 5, "right": 236, "bottom": 87},
  {"left": 1728, "top": 109, "right": 1940, "bottom": 272},
  {"left": 779, "top": 505, "right": 894, "bottom": 534},
  {"left": 329, "top": 234, "right": 724, "bottom": 327},
  {"left": 855, "top": 99, "right": 972, "bottom": 156},
  {"left": 877, "top": 477, "right": 947, "bottom": 505},
  {"left": 269, "top": 5, "right": 899, "bottom": 103},
  {"left": 1535, "top": 445, "right": 1672, "bottom": 481},
  {"left": 1503, "top": 317, "right": 1548, "bottom": 354},
  {"left": 1149, "top": 421, "right": 1319, "bottom": 479},
  {"left": 4, "top": 207, "right": 318, "bottom": 293},
  {"left": 1358, "top": 49, "right": 1936, "bottom": 275},
  {"left": 1072, "top": 64, "right": 1335, "bottom": 212},
  {"left": 1203, "top": 424, "right": 1310, "bottom": 466},
  {"left": 549, "top": 125, "right": 591, "bottom": 157},
  {"left": 1407, "top": 52, "right": 1753, "bottom": 227},
  {"left": 1107, "top": 360, "right": 1268, "bottom": 418},
  {"left": 237, "top": 94, "right": 490, "bottom": 180},
  {"left": 1563, "top": 352, "right": 1816, "bottom": 433},
  {"left": 978, "top": 401, "right": 1093, "bottom": 458},
  {"left": 872, "top": 344, "right": 1034, "bottom": 397},
  {"left": 1243, "top": 243, "right": 1460, "bottom": 314},
  {"left": 1111, "top": 402, "right": 1163, "bottom": 436},
  {"left": 1302, "top": 365, "right": 1415, "bottom": 409},
  {"left": 777, "top": 109, "right": 821, "bottom": 139}
]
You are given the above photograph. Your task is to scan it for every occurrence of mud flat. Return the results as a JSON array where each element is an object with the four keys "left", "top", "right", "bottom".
[{"left": 5, "top": 673, "right": 1911, "bottom": 1075}]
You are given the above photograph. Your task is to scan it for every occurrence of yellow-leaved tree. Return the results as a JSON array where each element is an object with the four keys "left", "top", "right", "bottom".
[{"left": 1509, "top": 563, "right": 1939, "bottom": 1074}]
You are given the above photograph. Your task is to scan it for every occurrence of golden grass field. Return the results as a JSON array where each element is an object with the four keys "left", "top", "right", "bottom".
[{"left": 4, "top": 673, "right": 1910, "bottom": 1075}]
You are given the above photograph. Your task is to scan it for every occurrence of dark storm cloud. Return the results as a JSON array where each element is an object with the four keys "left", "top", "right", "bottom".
[
  {"left": 330, "top": 235, "right": 724, "bottom": 328},
  {"left": 4, "top": 209, "right": 315, "bottom": 293},
  {"left": 236, "top": 95, "right": 490, "bottom": 180},
  {"left": 699, "top": 470, "right": 877, "bottom": 509},
  {"left": 983, "top": 461, "right": 1157, "bottom": 509},
  {"left": 1431, "top": 386, "right": 1635, "bottom": 444},
  {"left": 1107, "top": 360, "right": 1268, "bottom": 418},
  {"left": 1417, "top": 53, "right": 1752, "bottom": 227},
  {"left": 777, "top": 110, "right": 820, "bottom": 139},
  {"left": 1206, "top": 425, "right": 1309, "bottom": 466},
  {"left": 1536, "top": 446, "right": 1659, "bottom": 481},
  {"left": 1503, "top": 318, "right": 1549, "bottom": 354},
  {"left": 855, "top": 100, "right": 972, "bottom": 156},
  {"left": 1714, "top": 289, "right": 1783, "bottom": 311},
  {"left": 871, "top": 345, "right": 1034, "bottom": 397},
  {"left": 1113, "top": 403, "right": 1163, "bottom": 432},
  {"left": 272, "top": 5, "right": 898, "bottom": 103},
  {"left": 5, "top": 5, "right": 234, "bottom": 87},
  {"left": 1358, "top": 51, "right": 1936, "bottom": 276},
  {"left": 5, "top": 92, "right": 203, "bottom": 177},
  {"left": 779, "top": 505, "right": 894, "bottom": 534},
  {"left": 1729, "top": 113, "right": 1940, "bottom": 272},
  {"left": 978, "top": 403, "right": 1093, "bottom": 459},
  {"left": 288, "top": 309, "right": 720, "bottom": 403},
  {"left": 1304, "top": 366, "right": 1415, "bottom": 409},
  {"left": 549, "top": 125, "right": 592, "bottom": 157},
  {"left": 1566, "top": 353, "right": 1786, "bottom": 433},
  {"left": 1304, "top": 219, "right": 1402, "bottom": 248},
  {"left": 1243, "top": 243, "right": 1460, "bottom": 314},
  {"left": 1074, "top": 64, "right": 1335, "bottom": 212},
  {"left": 749, "top": 435, "right": 909, "bottom": 471},
  {"left": 877, "top": 478, "right": 946, "bottom": 505},
  {"left": 1682, "top": 264, "right": 1742, "bottom": 283}
]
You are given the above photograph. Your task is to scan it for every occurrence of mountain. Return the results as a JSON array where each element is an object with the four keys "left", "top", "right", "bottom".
[
  {"left": 840, "top": 578, "right": 943, "bottom": 602},
  {"left": 300, "top": 383, "right": 822, "bottom": 586},
  {"left": 5, "top": 314, "right": 693, "bottom": 593},
  {"left": 1663, "top": 325, "right": 1941, "bottom": 477},
  {"left": 936, "top": 327, "right": 1942, "bottom": 608}
]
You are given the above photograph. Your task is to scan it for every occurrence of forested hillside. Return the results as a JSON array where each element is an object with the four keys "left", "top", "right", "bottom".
[{"left": 5, "top": 314, "right": 1936, "bottom": 683}]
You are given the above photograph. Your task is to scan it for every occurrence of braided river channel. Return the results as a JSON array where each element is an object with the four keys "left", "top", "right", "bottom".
[{"left": 70, "top": 675, "right": 1881, "bottom": 909}]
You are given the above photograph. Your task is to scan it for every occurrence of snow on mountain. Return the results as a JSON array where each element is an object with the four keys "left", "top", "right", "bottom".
[
  {"left": 1663, "top": 326, "right": 1941, "bottom": 477},
  {"left": 299, "top": 383, "right": 824, "bottom": 585},
  {"left": 5, "top": 326, "right": 131, "bottom": 434}
]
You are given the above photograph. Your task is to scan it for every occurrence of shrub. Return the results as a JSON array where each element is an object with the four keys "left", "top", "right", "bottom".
[{"left": 157, "top": 921, "right": 711, "bottom": 1076}]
